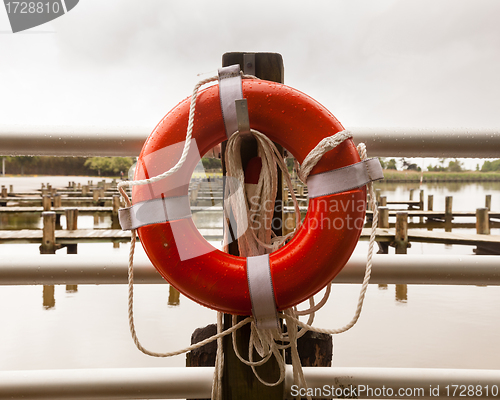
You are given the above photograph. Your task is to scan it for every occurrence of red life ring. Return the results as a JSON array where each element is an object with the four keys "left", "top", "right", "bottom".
[{"left": 133, "top": 79, "right": 366, "bottom": 315}]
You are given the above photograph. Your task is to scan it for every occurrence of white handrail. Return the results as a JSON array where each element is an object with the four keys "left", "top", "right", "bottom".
[
  {"left": 1, "top": 253, "right": 499, "bottom": 286},
  {"left": 1, "top": 366, "right": 499, "bottom": 399},
  {"left": 0, "top": 125, "right": 499, "bottom": 157}
]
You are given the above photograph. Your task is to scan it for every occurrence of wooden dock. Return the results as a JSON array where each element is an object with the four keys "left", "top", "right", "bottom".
[
  {"left": 1, "top": 182, "right": 498, "bottom": 254},
  {"left": 1, "top": 227, "right": 499, "bottom": 250}
]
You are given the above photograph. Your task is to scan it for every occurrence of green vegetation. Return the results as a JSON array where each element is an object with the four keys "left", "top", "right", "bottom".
[
  {"left": 2, "top": 156, "right": 135, "bottom": 177},
  {"left": 481, "top": 159, "right": 500, "bottom": 172},
  {"left": 381, "top": 169, "right": 500, "bottom": 182},
  {"left": 426, "top": 158, "right": 463, "bottom": 172},
  {"left": 201, "top": 157, "right": 222, "bottom": 170},
  {"left": 84, "top": 157, "right": 135, "bottom": 176},
  {"left": 2, "top": 156, "right": 92, "bottom": 176}
]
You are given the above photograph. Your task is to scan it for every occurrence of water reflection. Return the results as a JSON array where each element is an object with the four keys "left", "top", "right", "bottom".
[
  {"left": 395, "top": 284, "right": 408, "bottom": 303},
  {"left": 168, "top": 286, "right": 180, "bottom": 306},
  {"left": 66, "top": 285, "right": 78, "bottom": 293},
  {"left": 42, "top": 285, "right": 55, "bottom": 309},
  {"left": 0, "top": 213, "right": 41, "bottom": 230}
]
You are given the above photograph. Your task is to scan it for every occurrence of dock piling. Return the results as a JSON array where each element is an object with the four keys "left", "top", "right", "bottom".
[
  {"left": 476, "top": 208, "right": 490, "bottom": 235},
  {"left": 379, "top": 206, "right": 389, "bottom": 229},
  {"left": 445, "top": 196, "right": 453, "bottom": 232},
  {"left": 485, "top": 194, "right": 492, "bottom": 211},
  {"left": 42, "top": 195, "right": 52, "bottom": 211},
  {"left": 40, "top": 211, "right": 57, "bottom": 254},
  {"left": 395, "top": 212, "right": 409, "bottom": 254}
]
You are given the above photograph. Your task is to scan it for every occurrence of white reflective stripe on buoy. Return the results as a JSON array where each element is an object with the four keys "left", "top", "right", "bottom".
[
  {"left": 218, "top": 64, "right": 244, "bottom": 139},
  {"left": 307, "top": 158, "right": 384, "bottom": 199},
  {"left": 246, "top": 254, "right": 279, "bottom": 330},
  {"left": 118, "top": 195, "right": 191, "bottom": 230}
]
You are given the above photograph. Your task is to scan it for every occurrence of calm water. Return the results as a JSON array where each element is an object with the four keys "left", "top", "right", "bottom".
[{"left": 0, "top": 176, "right": 499, "bottom": 372}]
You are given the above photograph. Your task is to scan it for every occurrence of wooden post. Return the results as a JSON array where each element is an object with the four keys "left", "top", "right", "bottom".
[
  {"left": 40, "top": 211, "right": 56, "bottom": 254},
  {"left": 283, "top": 211, "right": 296, "bottom": 235},
  {"left": 1, "top": 186, "right": 7, "bottom": 198},
  {"left": 427, "top": 195, "right": 434, "bottom": 211},
  {"left": 66, "top": 208, "right": 78, "bottom": 230},
  {"left": 379, "top": 195, "right": 387, "bottom": 207},
  {"left": 82, "top": 185, "right": 89, "bottom": 196},
  {"left": 42, "top": 195, "right": 52, "bottom": 211},
  {"left": 476, "top": 208, "right": 490, "bottom": 235},
  {"left": 9, "top": 185, "right": 13, "bottom": 194},
  {"left": 112, "top": 195, "right": 121, "bottom": 217},
  {"left": 186, "top": 324, "right": 217, "bottom": 369},
  {"left": 379, "top": 206, "right": 389, "bottom": 229},
  {"left": 65, "top": 208, "right": 78, "bottom": 253},
  {"left": 53, "top": 193, "right": 62, "bottom": 208},
  {"left": 375, "top": 188, "right": 381, "bottom": 205},
  {"left": 221, "top": 52, "right": 284, "bottom": 400},
  {"left": 419, "top": 189, "right": 424, "bottom": 210},
  {"left": 394, "top": 212, "right": 408, "bottom": 254},
  {"left": 445, "top": 196, "right": 453, "bottom": 232},
  {"left": 297, "top": 185, "right": 304, "bottom": 197},
  {"left": 485, "top": 194, "right": 492, "bottom": 211},
  {"left": 409, "top": 189, "right": 414, "bottom": 201}
]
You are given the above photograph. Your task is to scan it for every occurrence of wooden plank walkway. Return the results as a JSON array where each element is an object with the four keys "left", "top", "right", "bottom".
[{"left": 1, "top": 227, "right": 499, "bottom": 247}]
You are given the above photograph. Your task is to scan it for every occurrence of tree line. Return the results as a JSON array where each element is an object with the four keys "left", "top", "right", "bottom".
[
  {"left": 380, "top": 158, "right": 500, "bottom": 172},
  {"left": 2, "top": 156, "right": 135, "bottom": 176},
  {"left": 3, "top": 155, "right": 499, "bottom": 176}
]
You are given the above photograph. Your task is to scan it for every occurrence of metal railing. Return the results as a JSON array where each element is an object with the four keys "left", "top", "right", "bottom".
[
  {"left": 1, "top": 365, "right": 500, "bottom": 399},
  {"left": 1, "top": 253, "right": 499, "bottom": 286},
  {"left": 0, "top": 125, "right": 499, "bottom": 157},
  {"left": 1, "top": 125, "right": 500, "bottom": 398}
]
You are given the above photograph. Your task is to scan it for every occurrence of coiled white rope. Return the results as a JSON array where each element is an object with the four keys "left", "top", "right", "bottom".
[{"left": 117, "top": 74, "right": 379, "bottom": 400}]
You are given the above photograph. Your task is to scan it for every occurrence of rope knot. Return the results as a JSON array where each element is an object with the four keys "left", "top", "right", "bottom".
[{"left": 298, "top": 129, "right": 353, "bottom": 183}]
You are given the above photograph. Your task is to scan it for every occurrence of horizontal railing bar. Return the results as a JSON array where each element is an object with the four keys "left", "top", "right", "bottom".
[
  {"left": 1, "top": 366, "right": 499, "bottom": 399},
  {"left": 1, "top": 253, "right": 499, "bottom": 286},
  {"left": 0, "top": 125, "right": 499, "bottom": 157}
]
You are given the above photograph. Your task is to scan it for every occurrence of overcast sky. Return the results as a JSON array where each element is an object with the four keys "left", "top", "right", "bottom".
[{"left": 1, "top": 0, "right": 499, "bottom": 168}]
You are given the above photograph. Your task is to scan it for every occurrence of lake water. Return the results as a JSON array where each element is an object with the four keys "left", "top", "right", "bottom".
[{"left": 0, "top": 176, "right": 499, "bottom": 374}]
